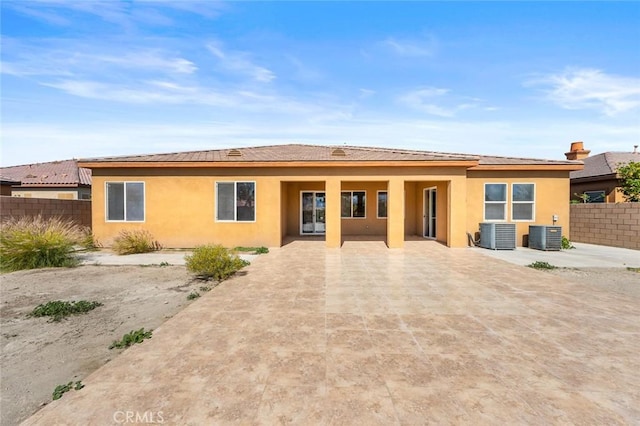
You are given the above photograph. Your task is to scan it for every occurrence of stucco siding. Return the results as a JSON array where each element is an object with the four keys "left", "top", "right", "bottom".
[{"left": 466, "top": 170, "right": 571, "bottom": 246}]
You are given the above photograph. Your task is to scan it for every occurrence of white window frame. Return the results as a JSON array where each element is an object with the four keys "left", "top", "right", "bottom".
[
  {"left": 377, "top": 190, "right": 388, "bottom": 219},
  {"left": 215, "top": 181, "right": 256, "bottom": 223},
  {"left": 483, "top": 183, "right": 507, "bottom": 222},
  {"left": 105, "top": 181, "right": 145, "bottom": 222},
  {"left": 511, "top": 183, "right": 535, "bottom": 222},
  {"left": 341, "top": 190, "right": 366, "bottom": 219}
]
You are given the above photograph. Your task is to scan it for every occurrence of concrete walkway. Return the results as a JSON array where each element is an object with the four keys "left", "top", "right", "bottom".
[
  {"left": 24, "top": 241, "right": 639, "bottom": 424},
  {"left": 475, "top": 242, "right": 639, "bottom": 268}
]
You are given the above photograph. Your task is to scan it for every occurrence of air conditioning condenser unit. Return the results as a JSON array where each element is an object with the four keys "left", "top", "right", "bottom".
[
  {"left": 528, "top": 225, "right": 562, "bottom": 251},
  {"left": 479, "top": 222, "right": 516, "bottom": 250}
]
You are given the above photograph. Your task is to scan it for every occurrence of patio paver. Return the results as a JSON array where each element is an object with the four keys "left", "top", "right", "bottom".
[{"left": 22, "top": 240, "right": 640, "bottom": 425}]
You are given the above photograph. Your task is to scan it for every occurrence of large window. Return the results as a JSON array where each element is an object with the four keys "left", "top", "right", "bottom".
[
  {"left": 512, "top": 183, "right": 535, "bottom": 221},
  {"left": 377, "top": 191, "right": 387, "bottom": 218},
  {"left": 106, "top": 182, "right": 145, "bottom": 222},
  {"left": 216, "top": 182, "right": 255, "bottom": 222},
  {"left": 484, "top": 183, "right": 506, "bottom": 221},
  {"left": 341, "top": 191, "right": 366, "bottom": 218}
]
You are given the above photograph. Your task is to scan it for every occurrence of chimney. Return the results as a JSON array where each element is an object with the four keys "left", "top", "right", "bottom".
[{"left": 565, "top": 141, "right": 590, "bottom": 160}]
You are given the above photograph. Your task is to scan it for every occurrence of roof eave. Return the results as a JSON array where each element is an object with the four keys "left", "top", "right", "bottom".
[
  {"left": 78, "top": 160, "right": 480, "bottom": 169},
  {"left": 469, "top": 164, "right": 583, "bottom": 171}
]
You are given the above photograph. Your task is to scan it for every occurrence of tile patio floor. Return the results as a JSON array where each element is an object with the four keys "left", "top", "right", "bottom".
[{"left": 23, "top": 240, "right": 640, "bottom": 425}]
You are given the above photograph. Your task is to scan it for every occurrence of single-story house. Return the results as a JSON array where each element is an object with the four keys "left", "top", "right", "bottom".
[
  {"left": 0, "top": 159, "right": 92, "bottom": 200},
  {"left": 79, "top": 144, "right": 582, "bottom": 249},
  {"left": 566, "top": 142, "right": 639, "bottom": 203}
]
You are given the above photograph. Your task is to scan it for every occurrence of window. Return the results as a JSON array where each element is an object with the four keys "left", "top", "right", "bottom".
[
  {"left": 484, "top": 183, "right": 506, "bottom": 221},
  {"left": 341, "top": 191, "right": 366, "bottom": 218},
  {"left": 512, "top": 183, "right": 535, "bottom": 221},
  {"left": 106, "top": 182, "right": 144, "bottom": 222},
  {"left": 377, "top": 191, "right": 387, "bottom": 218},
  {"left": 584, "top": 190, "right": 605, "bottom": 203},
  {"left": 216, "top": 182, "right": 255, "bottom": 222}
]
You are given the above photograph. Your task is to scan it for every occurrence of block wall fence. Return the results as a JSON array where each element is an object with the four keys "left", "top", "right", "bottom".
[
  {"left": 0, "top": 196, "right": 92, "bottom": 228},
  {"left": 570, "top": 203, "right": 639, "bottom": 250}
]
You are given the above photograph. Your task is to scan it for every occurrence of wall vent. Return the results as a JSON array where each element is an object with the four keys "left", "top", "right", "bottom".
[
  {"left": 528, "top": 225, "right": 562, "bottom": 251},
  {"left": 479, "top": 222, "right": 516, "bottom": 250},
  {"left": 331, "top": 148, "right": 346, "bottom": 157},
  {"left": 227, "top": 149, "right": 242, "bottom": 157}
]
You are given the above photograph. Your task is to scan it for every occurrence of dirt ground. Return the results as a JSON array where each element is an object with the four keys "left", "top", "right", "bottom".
[
  {"left": 0, "top": 265, "right": 202, "bottom": 426},
  {"left": 1, "top": 264, "right": 639, "bottom": 425}
]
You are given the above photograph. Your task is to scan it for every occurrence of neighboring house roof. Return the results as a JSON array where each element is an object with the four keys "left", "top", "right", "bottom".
[
  {"left": 79, "top": 144, "right": 580, "bottom": 169},
  {"left": 570, "top": 152, "right": 640, "bottom": 180},
  {"left": 0, "top": 159, "right": 92, "bottom": 187},
  {"left": 1, "top": 176, "right": 21, "bottom": 187}
]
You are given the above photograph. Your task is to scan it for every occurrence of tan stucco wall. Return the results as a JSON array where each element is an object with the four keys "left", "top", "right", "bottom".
[
  {"left": 90, "top": 166, "right": 572, "bottom": 249},
  {"left": 466, "top": 170, "right": 571, "bottom": 246}
]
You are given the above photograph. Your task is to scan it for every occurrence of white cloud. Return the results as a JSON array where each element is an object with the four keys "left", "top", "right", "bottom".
[
  {"left": 207, "top": 42, "right": 276, "bottom": 83},
  {"left": 382, "top": 35, "right": 437, "bottom": 57},
  {"left": 397, "top": 87, "right": 478, "bottom": 117},
  {"left": 359, "top": 89, "right": 376, "bottom": 99},
  {"left": 1, "top": 40, "right": 197, "bottom": 77},
  {"left": 528, "top": 68, "right": 640, "bottom": 116},
  {"left": 4, "top": 0, "right": 224, "bottom": 28}
]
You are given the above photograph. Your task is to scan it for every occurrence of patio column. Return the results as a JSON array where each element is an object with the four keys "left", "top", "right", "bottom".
[
  {"left": 325, "top": 177, "right": 342, "bottom": 248},
  {"left": 387, "top": 177, "right": 404, "bottom": 248},
  {"left": 447, "top": 176, "right": 468, "bottom": 247}
]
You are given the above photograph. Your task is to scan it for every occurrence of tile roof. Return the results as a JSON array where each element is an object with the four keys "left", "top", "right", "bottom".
[
  {"left": 80, "top": 144, "right": 578, "bottom": 166},
  {"left": 0, "top": 159, "right": 92, "bottom": 187},
  {"left": 570, "top": 152, "right": 640, "bottom": 179}
]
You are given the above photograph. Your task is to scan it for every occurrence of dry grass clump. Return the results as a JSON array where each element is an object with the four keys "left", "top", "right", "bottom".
[
  {"left": 0, "top": 215, "right": 88, "bottom": 271},
  {"left": 111, "top": 229, "right": 162, "bottom": 255}
]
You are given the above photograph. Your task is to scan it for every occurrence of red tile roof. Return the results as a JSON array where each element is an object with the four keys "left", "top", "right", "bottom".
[
  {"left": 0, "top": 159, "right": 92, "bottom": 187},
  {"left": 80, "top": 144, "right": 579, "bottom": 166},
  {"left": 571, "top": 152, "right": 640, "bottom": 180}
]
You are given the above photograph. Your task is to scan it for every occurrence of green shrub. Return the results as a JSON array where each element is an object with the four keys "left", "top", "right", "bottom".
[
  {"left": 233, "top": 246, "right": 269, "bottom": 254},
  {"left": 561, "top": 236, "right": 574, "bottom": 250},
  {"left": 185, "top": 244, "right": 250, "bottom": 281},
  {"left": 0, "top": 215, "right": 86, "bottom": 271},
  {"left": 52, "top": 381, "right": 84, "bottom": 400},
  {"left": 109, "top": 328, "right": 153, "bottom": 349},
  {"left": 111, "top": 229, "right": 161, "bottom": 255},
  {"left": 527, "top": 261, "right": 556, "bottom": 270},
  {"left": 187, "top": 291, "right": 200, "bottom": 300},
  {"left": 30, "top": 300, "right": 103, "bottom": 322}
]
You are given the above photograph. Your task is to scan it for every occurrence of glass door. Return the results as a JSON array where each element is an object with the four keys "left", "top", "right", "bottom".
[
  {"left": 301, "top": 191, "right": 326, "bottom": 234},
  {"left": 424, "top": 188, "right": 437, "bottom": 238}
]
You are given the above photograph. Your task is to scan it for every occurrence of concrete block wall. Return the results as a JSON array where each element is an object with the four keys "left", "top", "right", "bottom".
[
  {"left": 0, "top": 196, "right": 92, "bottom": 228},
  {"left": 570, "top": 203, "right": 639, "bottom": 250}
]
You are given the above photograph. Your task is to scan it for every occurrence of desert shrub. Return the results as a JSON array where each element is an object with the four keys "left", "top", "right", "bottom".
[
  {"left": 561, "top": 236, "right": 574, "bottom": 250},
  {"left": 185, "top": 244, "right": 250, "bottom": 281},
  {"left": 233, "top": 246, "right": 269, "bottom": 254},
  {"left": 80, "top": 230, "right": 101, "bottom": 251},
  {"left": 527, "top": 261, "right": 556, "bottom": 270},
  {"left": 109, "top": 328, "right": 153, "bottom": 349},
  {"left": 30, "top": 300, "right": 103, "bottom": 322},
  {"left": 111, "top": 229, "right": 161, "bottom": 255},
  {"left": 0, "top": 215, "right": 85, "bottom": 271},
  {"left": 52, "top": 381, "right": 84, "bottom": 400}
]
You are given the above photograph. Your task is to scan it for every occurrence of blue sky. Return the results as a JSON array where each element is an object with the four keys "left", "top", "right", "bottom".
[{"left": 1, "top": 1, "right": 639, "bottom": 166}]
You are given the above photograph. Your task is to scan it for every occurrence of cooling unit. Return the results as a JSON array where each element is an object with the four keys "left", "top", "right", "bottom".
[
  {"left": 479, "top": 222, "right": 516, "bottom": 250},
  {"left": 528, "top": 225, "right": 562, "bottom": 251}
]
